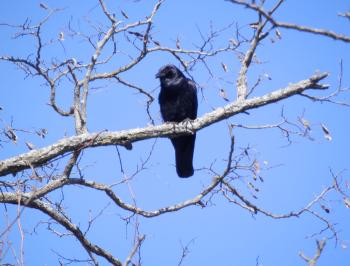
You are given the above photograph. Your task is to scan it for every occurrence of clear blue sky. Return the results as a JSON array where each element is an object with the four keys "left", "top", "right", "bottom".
[{"left": 1, "top": 0, "right": 350, "bottom": 265}]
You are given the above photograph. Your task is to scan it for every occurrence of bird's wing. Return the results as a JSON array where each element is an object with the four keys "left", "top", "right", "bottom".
[{"left": 187, "top": 79, "right": 198, "bottom": 119}]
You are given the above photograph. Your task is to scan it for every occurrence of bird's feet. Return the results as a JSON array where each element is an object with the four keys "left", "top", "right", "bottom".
[{"left": 181, "top": 118, "right": 196, "bottom": 134}]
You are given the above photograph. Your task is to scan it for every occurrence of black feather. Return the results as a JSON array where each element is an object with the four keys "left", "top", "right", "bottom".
[{"left": 156, "top": 64, "right": 198, "bottom": 177}]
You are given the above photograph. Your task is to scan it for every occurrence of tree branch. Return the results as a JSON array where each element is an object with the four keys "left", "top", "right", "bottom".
[
  {"left": 0, "top": 194, "right": 123, "bottom": 265},
  {"left": 299, "top": 240, "right": 326, "bottom": 266},
  {"left": 227, "top": 0, "right": 350, "bottom": 43},
  {"left": 0, "top": 72, "right": 329, "bottom": 177}
]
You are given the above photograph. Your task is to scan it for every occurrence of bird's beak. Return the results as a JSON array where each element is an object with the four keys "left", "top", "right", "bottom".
[{"left": 156, "top": 70, "right": 165, "bottom": 79}]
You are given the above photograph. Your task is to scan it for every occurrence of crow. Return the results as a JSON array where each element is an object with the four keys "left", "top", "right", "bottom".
[{"left": 156, "top": 64, "right": 198, "bottom": 177}]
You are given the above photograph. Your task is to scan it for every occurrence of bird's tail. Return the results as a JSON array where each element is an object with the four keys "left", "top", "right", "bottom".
[{"left": 171, "top": 134, "right": 196, "bottom": 178}]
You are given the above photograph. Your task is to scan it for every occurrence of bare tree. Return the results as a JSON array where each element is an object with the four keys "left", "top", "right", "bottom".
[{"left": 0, "top": 0, "right": 349, "bottom": 265}]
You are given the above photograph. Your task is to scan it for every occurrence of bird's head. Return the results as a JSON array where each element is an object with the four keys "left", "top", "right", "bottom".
[{"left": 155, "top": 64, "right": 184, "bottom": 86}]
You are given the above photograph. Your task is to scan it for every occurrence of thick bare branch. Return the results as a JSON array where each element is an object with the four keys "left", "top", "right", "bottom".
[
  {"left": 0, "top": 194, "right": 122, "bottom": 265},
  {"left": 0, "top": 72, "right": 328, "bottom": 177},
  {"left": 235, "top": 0, "right": 284, "bottom": 99},
  {"left": 236, "top": 29, "right": 261, "bottom": 100},
  {"left": 79, "top": 21, "right": 121, "bottom": 133}
]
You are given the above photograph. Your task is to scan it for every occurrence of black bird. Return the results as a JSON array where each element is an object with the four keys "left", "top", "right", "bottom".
[{"left": 156, "top": 64, "right": 198, "bottom": 177}]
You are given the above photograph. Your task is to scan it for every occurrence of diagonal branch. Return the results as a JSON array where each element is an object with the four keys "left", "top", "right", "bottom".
[
  {"left": 227, "top": 0, "right": 350, "bottom": 43},
  {"left": 299, "top": 240, "right": 326, "bottom": 266},
  {"left": 0, "top": 134, "right": 236, "bottom": 218},
  {"left": 0, "top": 72, "right": 329, "bottom": 177},
  {"left": 88, "top": 0, "right": 164, "bottom": 82},
  {"left": 123, "top": 235, "right": 145, "bottom": 266},
  {"left": 274, "top": 22, "right": 350, "bottom": 43},
  {"left": 0, "top": 194, "right": 123, "bottom": 266},
  {"left": 78, "top": 21, "right": 120, "bottom": 134},
  {"left": 236, "top": 0, "right": 284, "bottom": 100}
]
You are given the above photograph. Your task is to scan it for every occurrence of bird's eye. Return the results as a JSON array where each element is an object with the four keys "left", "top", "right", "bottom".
[{"left": 165, "top": 70, "right": 174, "bottom": 79}]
